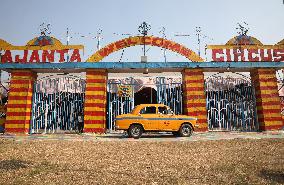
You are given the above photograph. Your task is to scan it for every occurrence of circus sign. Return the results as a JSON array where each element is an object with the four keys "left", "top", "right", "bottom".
[
  {"left": 208, "top": 35, "right": 284, "bottom": 62},
  {"left": 0, "top": 36, "right": 84, "bottom": 63}
]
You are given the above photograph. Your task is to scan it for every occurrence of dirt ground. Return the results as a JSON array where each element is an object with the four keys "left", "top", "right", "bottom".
[{"left": 0, "top": 138, "right": 283, "bottom": 185}]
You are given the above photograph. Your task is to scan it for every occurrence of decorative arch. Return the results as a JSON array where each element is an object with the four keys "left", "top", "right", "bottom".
[
  {"left": 277, "top": 39, "right": 284, "bottom": 45},
  {"left": 226, "top": 35, "right": 263, "bottom": 46},
  {"left": 87, "top": 36, "right": 204, "bottom": 62}
]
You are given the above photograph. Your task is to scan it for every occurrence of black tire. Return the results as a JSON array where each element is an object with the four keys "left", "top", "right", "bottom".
[
  {"left": 128, "top": 124, "right": 143, "bottom": 139},
  {"left": 178, "top": 123, "right": 193, "bottom": 137},
  {"left": 172, "top": 131, "right": 179, "bottom": 137}
]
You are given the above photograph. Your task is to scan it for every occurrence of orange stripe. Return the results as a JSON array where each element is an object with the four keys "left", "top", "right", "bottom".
[
  {"left": 85, "top": 95, "right": 106, "bottom": 99},
  {"left": 185, "top": 95, "right": 206, "bottom": 99},
  {"left": 258, "top": 117, "right": 283, "bottom": 122}
]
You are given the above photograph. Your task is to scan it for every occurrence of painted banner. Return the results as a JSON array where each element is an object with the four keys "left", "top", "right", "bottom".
[
  {"left": 0, "top": 36, "right": 84, "bottom": 63},
  {"left": 117, "top": 85, "right": 132, "bottom": 97}
]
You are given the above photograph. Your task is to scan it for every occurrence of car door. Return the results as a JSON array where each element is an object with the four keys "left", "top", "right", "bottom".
[
  {"left": 158, "top": 106, "right": 176, "bottom": 131},
  {"left": 139, "top": 106, "right": 159, "bottom": 130}
]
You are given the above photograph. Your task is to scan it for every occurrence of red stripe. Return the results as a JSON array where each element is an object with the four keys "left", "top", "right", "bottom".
[
  {"left": 197, "top": 119, "right": 208, "bottom": 124},
  {"left": 12, "top": 71, "right": 34, "bottom": 76},
  {"left": 254, "top": 86, "right": 278, "bottom": 90},
  {"left": 9, "top": 88, "right": 33, "bottom": 93},
  {"left": 86, "top": 71, "right": 107, "bottom": 76},
  {"left": 6, "top": 112, "right": 32, "bottom": 116},
  {"left": 5, "top": 120, "right": 30, "bottom": 124},
  {"left": 195, "top": 127, "right": 208, "bottom": 132},
  {"left": 85, "top": 95, "right": 106, "bottom": 99},
  {"left": 184, "top": 79, "right": 204, "bottom": 83},
  {"left": 259, "top": 125, "right": 283, "bottom": 131},
  {"left": 257, "top": 78, "right": 277, "bottom": 83},
  {"left": 85, "top": 87, "right": 106, "bottom": 91},
  {"left": 183, "top": 71, "right": 203, "bottom": 76},
  {"left": 5, "top": 128, "right": 29, "bottom": 133},
  {"left": 257, "top": 70, "right": 275, "bottom": 75},
  {"left": 84, "top": 111, "right": 105, "bottom": 116},
  {"left": 258, "top": 117, "right": 283, "bottom": 122},
  {"left": 185, "top": 87, "right": 204, "bottom": 91},
  {"left": 86, "top": 79, "right": 106, "bottom": 83},
  {"left": 84, "top": 103, "right": 105, "bottom": 108},
  {"left": 256, "top": 94, "right": 280, "bottom": 98},
  {"left": 185, "top": 103, "right": 206, "bottom": 107},
  {"left": 7, "top": 104, "right": 32, "bottom": 108},
  {"left": 84, "top": 120, "right": 105, "bottom": 124},
  {"left": 83, "top": 128, "right": 105, "bottom": 133},
  {"left": 8, "top": 96, "right": 32, "bottom": 100},
  {"left": 10, "top": 79, "right": 33, "bottom": 84},
  {"left": 257, "top": 109, "right": 281, "bottom": 114}
]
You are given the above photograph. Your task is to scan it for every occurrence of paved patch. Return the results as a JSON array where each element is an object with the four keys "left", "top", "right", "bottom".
[{"left": 1, "top": 131, "right": 284, "bottom": 142}]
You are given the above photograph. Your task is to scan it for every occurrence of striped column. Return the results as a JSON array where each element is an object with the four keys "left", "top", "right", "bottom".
[
  {"left": 5, "top": 70, "right": 35, "bottom": 133},
  {"left": 251, "top": 69, "right": 283, "bottom": 130},
  {"left": 84, "top": 69, "right": 107, "bottom": 133},
  {"left": 182, "top": 69, "right": 208, "bottom": 132}
]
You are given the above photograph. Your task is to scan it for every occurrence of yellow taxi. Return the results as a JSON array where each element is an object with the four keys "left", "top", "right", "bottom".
[{"left": 115, "top": 104, "right": 198, "bottom": 139}]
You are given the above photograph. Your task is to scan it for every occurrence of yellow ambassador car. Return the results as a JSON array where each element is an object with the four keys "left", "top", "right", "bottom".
[{"left": 115, "top": 104, "right": 198, "bottom": 139}]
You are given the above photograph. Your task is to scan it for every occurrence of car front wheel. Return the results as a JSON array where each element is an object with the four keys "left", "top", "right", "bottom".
[
  {"left": 179, "top": 124, "right": 193, "bottom": 137},
  {"left": 128, "top": 124, "right": 143, "bottom": 139}
]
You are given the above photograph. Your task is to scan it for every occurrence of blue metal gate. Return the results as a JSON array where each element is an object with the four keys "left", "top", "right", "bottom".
[
  {"left": 205, "top": 73, "right": 258, "bottom": 131},
  {"left": 30, "top": 74, "right": 85, "bottom": 134},
  {"left": 107, "top": 76, "right": 183, "bottom": 132}
]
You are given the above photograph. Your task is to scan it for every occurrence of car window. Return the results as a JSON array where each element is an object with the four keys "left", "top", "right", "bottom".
[
  {"left": 140, "top": 106, "right": 156, "bottom": 114},
  {"left": 158, "top": 107, "right": 168, "bottom": 114}
]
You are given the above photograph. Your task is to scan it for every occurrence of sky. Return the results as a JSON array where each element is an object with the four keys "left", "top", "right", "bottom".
[{"left": 0, "top": 0, "right": 284, "bottom": 62}]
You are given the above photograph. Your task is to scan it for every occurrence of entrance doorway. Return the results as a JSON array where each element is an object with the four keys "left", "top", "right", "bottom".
[
  {"left": 134, "top": 87, "right": 157, "bottom": 105},
  {"left": 30, "top": 73, "right": 86, "bottom": 134},
  {"left": 107, "top": 74, "right": 183, "bottom": 132},
  {"left": 205, "top": 72, "right": 258, "bottom": 131}
]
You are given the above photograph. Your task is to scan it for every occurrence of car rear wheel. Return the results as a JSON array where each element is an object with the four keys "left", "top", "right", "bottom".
[
  {"left": 128, "top": 124, "right": 143, "bottom": 139},
  {"left": 179, "top": 123, "right": 193, "bottom": 137}
]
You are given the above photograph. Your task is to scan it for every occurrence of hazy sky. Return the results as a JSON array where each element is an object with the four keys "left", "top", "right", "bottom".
[{"left": 0, "top": 0, "right": 283, "bottom": 62}]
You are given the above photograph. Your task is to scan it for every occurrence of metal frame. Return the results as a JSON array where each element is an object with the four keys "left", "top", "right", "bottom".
[
  {"left": 205, "top": 72, "right": 258, "bottom": 131},
  {"left": 30, "top": 74, "right": 86, "bottom": 134}
]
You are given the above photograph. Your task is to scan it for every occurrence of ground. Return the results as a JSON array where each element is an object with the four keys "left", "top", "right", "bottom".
[{"left": 0, "top": 132, "right": 283, "bottom": 185}]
